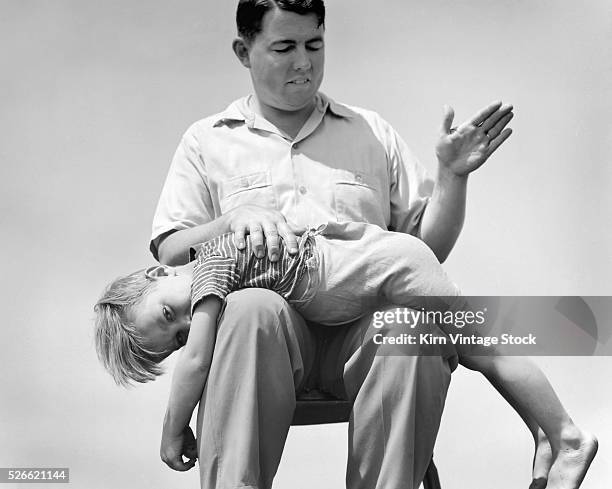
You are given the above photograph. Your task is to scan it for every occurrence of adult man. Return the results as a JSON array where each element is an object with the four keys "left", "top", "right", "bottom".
[{"left": 150, "top": 1, "right": 513, "bottom": 488}]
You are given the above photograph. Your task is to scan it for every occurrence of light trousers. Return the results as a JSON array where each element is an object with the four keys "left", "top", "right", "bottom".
[
  {"left": 291, "top": 221, "right": 463, "bottom": 325},
  {"left": 196, "top": 222, "right": 459, "bottom": 489}
]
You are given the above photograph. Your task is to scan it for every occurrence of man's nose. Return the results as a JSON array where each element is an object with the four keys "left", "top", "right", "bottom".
[{"left": 293, "top": 46, "right": 312, "bottom": 71}]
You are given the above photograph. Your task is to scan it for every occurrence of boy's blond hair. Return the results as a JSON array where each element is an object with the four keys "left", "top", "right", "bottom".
[{"left": 94, "top": 269, "right": 164, "bottom": 386}]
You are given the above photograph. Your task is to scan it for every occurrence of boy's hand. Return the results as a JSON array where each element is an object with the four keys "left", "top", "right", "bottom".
[
  {"left": 160, "top": 425, "right": 198, "bottom": 471},
  {"left": 435, "top": 101, "right": 513, "bottom": 177}
]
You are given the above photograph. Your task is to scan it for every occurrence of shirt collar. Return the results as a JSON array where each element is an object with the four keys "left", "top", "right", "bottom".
[
  {"left": 212, "top": 99, "right": 249, "bottom": 127},
  {"left": 317, "top": 92, "right": 355, "bottom": 119},
  {"left": 213, "top": 92, "right": 354, "bottom": 128}
]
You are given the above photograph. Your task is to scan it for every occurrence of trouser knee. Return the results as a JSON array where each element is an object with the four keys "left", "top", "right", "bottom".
[
  {"left": 218, "top": 289, "right": 312, "bottom": 384},
  {"left": 220, "top": 288, "right": 290, "bottom": 341}
]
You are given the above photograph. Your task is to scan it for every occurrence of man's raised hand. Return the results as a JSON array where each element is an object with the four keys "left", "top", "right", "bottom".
[
  {"left": 435, "top": 101, "right": 513, "bottom": 177},
  {"left": 226, "top": 204, "right": 305, "bottom": 262}
]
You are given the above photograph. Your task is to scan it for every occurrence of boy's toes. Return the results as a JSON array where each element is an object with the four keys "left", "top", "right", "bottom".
[{"left": 529, "top": 477, "right": 547, "bottom": 489}]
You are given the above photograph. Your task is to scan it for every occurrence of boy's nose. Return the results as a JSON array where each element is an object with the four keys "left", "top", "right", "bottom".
[{"left": 178, "top": 312, "right": 191, "bottom": 329}]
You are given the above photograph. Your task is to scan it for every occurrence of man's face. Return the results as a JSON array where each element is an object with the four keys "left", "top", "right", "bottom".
[
  {"left": 246, "top": 8, "right": 325, "bottom": 113},
  {"left": 130, "top": 274, "right": 192, "bottom": 360}
]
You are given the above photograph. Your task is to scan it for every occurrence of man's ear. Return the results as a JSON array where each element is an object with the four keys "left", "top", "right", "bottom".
[
  {"left": 145, "top": 265, "right": 174, "bottom": 279},
  {"left": 232, "top": 37, "right": 251, "bottom": 68}
]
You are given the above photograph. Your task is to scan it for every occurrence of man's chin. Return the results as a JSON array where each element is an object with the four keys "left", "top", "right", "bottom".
[
  {"left": 256, "top": 92, "right": 318, "bottom": 116},
  {"left": 279, "top": 95, "right": 317, "bottom": 113}
]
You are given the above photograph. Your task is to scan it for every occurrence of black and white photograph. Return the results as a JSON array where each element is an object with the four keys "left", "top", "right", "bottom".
[{"left": 2, "top": 1, "right": 610, "bottom": 488}]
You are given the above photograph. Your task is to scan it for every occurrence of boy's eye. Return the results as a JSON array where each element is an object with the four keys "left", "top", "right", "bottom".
[{"left": 162, "top": 306, "right": 173, "bottom": 322}]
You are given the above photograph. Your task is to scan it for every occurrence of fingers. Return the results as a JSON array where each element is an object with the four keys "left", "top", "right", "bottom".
[
  {"left": 184, "top": 446, "right": 198, "bottom": 461},
  {"left": 277, "top": 221, "right": 299, "bottom": 255},
  {"left": 486, "top": 110, "right": 513, "bottom": 140},
  {"left": 440, "top": 105, "right": 455, "bottom": 135},
  {"left": 469, "top": 100, "right": 503, "bottom": 126},
  {"left": 161, "top": 450, "right": 197, "bottom": 472},
  {"left": 228, "top": 206, "right": 316, "bottom": 260},
  {"left": 233, "top": 223, "right": 247, "bottom": 250},
  {"left": 249, "top": 221, "right": 265, "bottom": 258},
  {"left": 263, "top": 222, "right": 280, "bottom": 261},
  {"left": 486, "top": 127, "right": 512, "bottom": 156},
  {"left": 251, "top": 220, "right": 286, "bottom": 261},
  {"left": 164, "top": 456, "right": 197, "bottom": 472},
  {"left": 481, "top": 103, "right": 513, "bottom": 132},
  {"left": 228, "top": 205, "right": 301, "bottom": 261},
  {"left": 467, "top": 101, "right": 514, "bottom": 156},
  {"left": 183, "top": 427, "right": 198, "bottom": 461}
]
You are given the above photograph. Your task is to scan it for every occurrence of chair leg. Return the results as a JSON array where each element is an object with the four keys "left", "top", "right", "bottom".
[{"left": 423, "top": 458, "right": 441, "bottom": 489}]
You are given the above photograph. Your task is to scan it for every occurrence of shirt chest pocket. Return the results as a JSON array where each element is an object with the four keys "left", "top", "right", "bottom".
[
  {"left": 219, "top": 171, "right": 277, "bottom": 214},
  {"left": 334, "top": 169, "right": 386, "bottom": 225}
]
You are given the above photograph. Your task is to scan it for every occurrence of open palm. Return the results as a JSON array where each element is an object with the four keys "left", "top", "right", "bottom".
[{"left": 436, "top": 101, "right": 514, "bottom": 177}]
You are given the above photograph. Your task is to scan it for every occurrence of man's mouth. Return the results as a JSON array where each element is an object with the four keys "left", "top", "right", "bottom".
[{"left": 288, "top": 78, "right": 310, "bottom": 85}]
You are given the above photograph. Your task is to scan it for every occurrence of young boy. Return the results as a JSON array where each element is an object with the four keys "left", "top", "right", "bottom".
[{"left": 95, "top": 221, "right": 597, "bottom": 489}]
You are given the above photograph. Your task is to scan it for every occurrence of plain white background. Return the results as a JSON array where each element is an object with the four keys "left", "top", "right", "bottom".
[{"left": 1, "top": 1, "right": 610, "bottom": 488}]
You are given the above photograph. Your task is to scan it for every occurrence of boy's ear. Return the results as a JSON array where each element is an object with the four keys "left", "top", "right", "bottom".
[
  {"left": 232, "top": 37, "right": 251, "bottom": 68},
  {"left": 145, "top": 265, "right": 174, "bottom": 279}
]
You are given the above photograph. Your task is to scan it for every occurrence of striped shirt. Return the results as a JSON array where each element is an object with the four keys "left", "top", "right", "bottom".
[{"left": 190, "top": 233, "right": 313, "bottom": 313}]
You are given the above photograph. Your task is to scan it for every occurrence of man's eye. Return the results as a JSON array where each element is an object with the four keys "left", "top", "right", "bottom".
[
  {"left": 306, "top": 43, "right": 323, "bottom": 51},
  {"left": 162, "top": 306, "right": 173, "bottom": 322},
  {"left": 274, "top": 46, "right": 292, "bottom": 53}
]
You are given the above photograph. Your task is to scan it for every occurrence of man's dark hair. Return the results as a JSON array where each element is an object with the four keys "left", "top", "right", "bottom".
[{"left": 236, "top": 0, "right": 325, "bottom": 44}]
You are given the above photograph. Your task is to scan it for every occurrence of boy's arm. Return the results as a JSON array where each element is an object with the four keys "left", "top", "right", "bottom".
[
  {"left": 418, "top": 102, "right": 513, "bottom": 262},
  {"left": 160, "top": 296, "right": 222, "bottom": 472}
]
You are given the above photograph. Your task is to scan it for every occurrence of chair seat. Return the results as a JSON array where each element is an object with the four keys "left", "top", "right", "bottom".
[
  {"left": 291, "top": 389, "right": 442, "bottom": 489},
  {"left": 292, "top": 389, "right": 352, "bottom": 425}
]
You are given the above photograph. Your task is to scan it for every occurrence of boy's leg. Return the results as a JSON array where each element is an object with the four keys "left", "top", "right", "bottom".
[
  {"left": 196, "top": 289, "right": 316, "bottom": 489},
  {"left": 484, "top": 373, "right": 554, "bottom": 482},
  {"left": 317, "top": 310, "right": 458, "bottom": 489},
  {"left": 345, "top": 225, "right": 598, "bottom": 489},
  {"left": 307, "top": 223, "right": 597, "bottom": 488},
  {"left": 299, "top": 221, "right": 460, "bottom": 325},
  {"left": 463, "top": 355, "right": 598, "bottom": 489},
  {"left": 344, "top": 225, "right": 598, "bottom": 489}
]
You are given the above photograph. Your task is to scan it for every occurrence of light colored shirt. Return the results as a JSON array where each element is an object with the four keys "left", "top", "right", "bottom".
[
  {"left": 190, "top": 232, "right": 313, "bottom": 312},
  {"left": 150, "top": 92, "right": 433, "bottom": 259}
]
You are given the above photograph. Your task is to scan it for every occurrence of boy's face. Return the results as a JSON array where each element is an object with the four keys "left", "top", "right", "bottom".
[{"left": 130, "top": 273, "right": 192, "bottom": 360}]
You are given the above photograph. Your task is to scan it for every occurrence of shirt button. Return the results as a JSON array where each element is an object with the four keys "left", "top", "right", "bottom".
[
  {"left": 293, "top": 143, "right": 299, "bottom": 150},
  {"left": 299, "top": 186, "right": 307, "bottom": 195}
]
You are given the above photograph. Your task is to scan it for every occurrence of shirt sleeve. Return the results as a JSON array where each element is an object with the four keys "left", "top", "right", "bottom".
[
  {"left": 384, "top": 121, "right": 434, "bottom": 235},
  {"left": 191, "top": 246, "right": 240, "bottom": 313},
  {"left": 150, "top": 124, "right": 216, "bottom": 260}
]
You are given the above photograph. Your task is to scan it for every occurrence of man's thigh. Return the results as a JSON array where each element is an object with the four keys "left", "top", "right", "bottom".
[{"left": 314, "top": 307, "right": 458, "bottom": 399}]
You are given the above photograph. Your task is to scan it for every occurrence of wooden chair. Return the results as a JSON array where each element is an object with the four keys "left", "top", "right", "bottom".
[{"left": 292, "top": 389, "right": 442, "bottom": 489}]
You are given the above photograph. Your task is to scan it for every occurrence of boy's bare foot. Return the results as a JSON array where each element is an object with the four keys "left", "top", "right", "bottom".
[
  {"left": 529, "top": 478, "right": 547, "bottom": 489},
  {"left": 546, "top": 428, "right": 598, "bottom": 489},
  {"left": 533, "top": 429, "right": 553, "bottom": 481}
]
